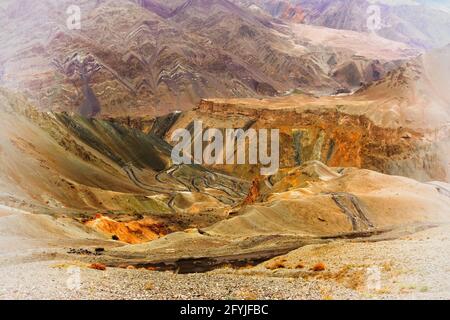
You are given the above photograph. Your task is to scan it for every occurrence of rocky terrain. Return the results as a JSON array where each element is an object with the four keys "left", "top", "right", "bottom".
[
  {"left": 0, "top": 88, "right": 250, "bottom": 239},
  {"left": 235, "top": 0, "right": 450, "bottom": 50},
  {"left": 0, "top": 0, "right": 449, "bottom": 301},
  {"left": 0, "top": 0, "right": 417, "bottom": 117},
  {"left": 1, "top": 77, "right": 449, "bottom": 278},
  {"left": 1, "top": 161, "right": 449, "bottom": 299},
  {"left": 155, "top": 46, "right": 450, "bottom": 181},
  {"left": 235, "top": 0, "right": 306, "bottom": 23}
]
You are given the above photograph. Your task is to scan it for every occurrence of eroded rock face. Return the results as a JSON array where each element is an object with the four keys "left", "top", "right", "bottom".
[
  {"left": 155, "top": 46, "right": 450, "bottom": 182},
  {"left": 0, "top": 0, "right": 416, "bottom": 117},
  {"left": 161, "top": 100, "right": 446, "bottom": 182},
  {"left": 85, "top": 214, "right": 171, "bottom": 244}
]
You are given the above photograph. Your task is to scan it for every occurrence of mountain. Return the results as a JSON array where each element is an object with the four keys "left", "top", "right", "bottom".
[
  {"left": 0, "top": 88, "right": 249, "bottom": 238},
  {"left": 0, "top": 0, "right": 417, "bottom": 117},
  {"left": 233, "top": 0, "right": 306, "bottom": 22},
  {"left": 1, "top": 0, "right": 450, "bottom": 300},
  {"left": 256, "top": 0, "right": 450, "bottom": 50},
  {"left": 156, "top": 46, "right": 450, "bottom": 182}
]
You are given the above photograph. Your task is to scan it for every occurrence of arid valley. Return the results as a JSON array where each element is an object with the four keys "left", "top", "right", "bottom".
[{"left": 0, "top": 0, "right": 449, "bottom": 301}]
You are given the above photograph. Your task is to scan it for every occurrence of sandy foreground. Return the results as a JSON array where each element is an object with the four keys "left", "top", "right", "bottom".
[{"left": 0, "top": 207, "right": 449, "bottom": 300}]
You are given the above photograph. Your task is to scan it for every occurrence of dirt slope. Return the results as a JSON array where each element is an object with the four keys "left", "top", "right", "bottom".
[
  {"left": 99, "top": 161, "right": 450, "bottom": 270},
  {"left": 0, "top": 89, "right": 249, "bottom": 241}
]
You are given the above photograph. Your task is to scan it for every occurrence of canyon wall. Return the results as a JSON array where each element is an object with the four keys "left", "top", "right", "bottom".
[{"left": 153, "top": 99, "right": 448, "bottom": 182}]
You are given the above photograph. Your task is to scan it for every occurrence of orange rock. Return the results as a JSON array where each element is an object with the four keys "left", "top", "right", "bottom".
[
  {"left": 242, "top": 177, "right": 260, "bottom": 205},
  {"left": 146, "top": 266, "right": 158, "bottom": 271},
  {"left": 89, "top": 263, "right": 106, "bottom": 271},
  {"left": 265, "top": 257, "right": 287, "bottom": 270},
  {"left": 312, "top": 262, "right": 326, "bottom": 272},
  {"left": 85, "top": 216, "right": 169, "bottom": 244}
]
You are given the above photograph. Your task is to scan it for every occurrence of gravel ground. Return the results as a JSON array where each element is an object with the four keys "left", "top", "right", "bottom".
[
  {"left": 242, "top": 224, "right": 450, "bottom": 300},
  {"left": 0, "top": 260, "right": 361, "bottom": 300}
]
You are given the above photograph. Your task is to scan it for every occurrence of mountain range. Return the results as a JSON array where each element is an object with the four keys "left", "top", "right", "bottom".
[
  {"left": 235, "top": 0, "right": 450, "bottom": 49},
  {"left": 0, "top": 0, "right": 418, "bottom": 117}
]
